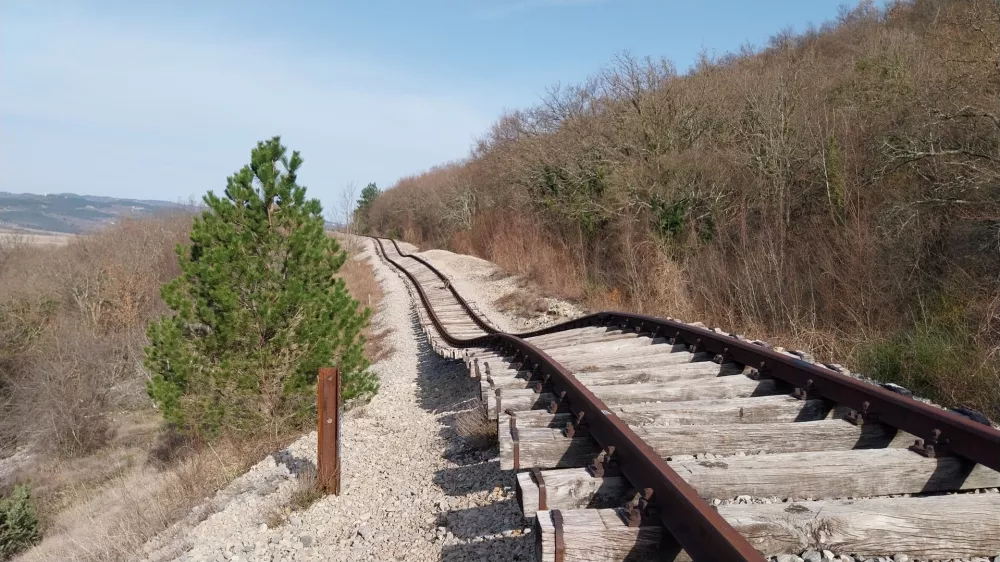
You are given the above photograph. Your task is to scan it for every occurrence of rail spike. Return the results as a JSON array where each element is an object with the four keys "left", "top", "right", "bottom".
[
  {"left": 588, "top": 445, "right": 620, "bottom": 478},
  {"left": 624, "top": 488, "right": 656, "bottom": 528},
  {"left": 563, "top": 410, "right": 586, "bottom": 438}
]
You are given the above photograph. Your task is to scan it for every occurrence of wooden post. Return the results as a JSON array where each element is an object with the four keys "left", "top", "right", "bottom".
[{"left": 317, "top": 367, "right": 341, "bottom": 495}]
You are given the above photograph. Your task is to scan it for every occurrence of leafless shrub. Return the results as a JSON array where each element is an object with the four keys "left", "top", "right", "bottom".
[
  {"left": 0, "top": 231, "right": 29, "bottom": 274},
  {"left": 12, "top": 327, "right": 124, "bottom": 456},
  {"left": 0, "top": 216, "right": 192, "bottom": 458}
]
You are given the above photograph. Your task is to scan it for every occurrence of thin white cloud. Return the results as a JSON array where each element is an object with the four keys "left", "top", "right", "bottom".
[{"left": 0, "top": 4, "right": 494, "bottom": 210}]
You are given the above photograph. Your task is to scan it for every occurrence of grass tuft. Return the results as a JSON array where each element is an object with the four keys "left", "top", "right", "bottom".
[{"left": 454, "top": 404, "right": 497, "bottom": 450}]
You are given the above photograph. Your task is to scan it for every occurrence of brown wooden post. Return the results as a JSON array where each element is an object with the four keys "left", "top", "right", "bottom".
[{"left": 317, "top": 367, "right": 341, "bottom": 495}]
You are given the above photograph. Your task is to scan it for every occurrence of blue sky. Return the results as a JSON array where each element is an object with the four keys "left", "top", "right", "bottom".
[{"left": 1, "top": 0, "right": 859, "bottom": 214}]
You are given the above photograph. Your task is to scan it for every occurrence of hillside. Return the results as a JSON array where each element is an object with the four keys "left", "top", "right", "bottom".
[
  {"left": 0, "top": 192, "right": 185, "bottom": 234},
  {"left": 360, "top": 1, "right": 1000, "bottom": 418}
]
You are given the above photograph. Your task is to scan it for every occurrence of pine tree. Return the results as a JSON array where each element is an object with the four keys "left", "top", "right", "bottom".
[
  {"left": 353, "top": 182, "right": 380, "bottom": 234},
  {"left": 145, "top": 137, "right": 377, "bottom": 438},
  {"left": 0, "top": 485, "right": 39, "bottom": 558}
]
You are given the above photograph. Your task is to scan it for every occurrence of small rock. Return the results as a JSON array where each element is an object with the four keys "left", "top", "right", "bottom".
[
  {"left": 892, "top": 555, "right": 909, "bottom": 562},
  {"left": 802, "top": 550, "right": 823, "bottom": 562},
  {"left": 821, "top": 551, "right": 834, "bottom": 561},
  {"left": 299, "top": 535, "right": 313, "bottom": 548},
  {"left": 776, "top": 555, "right": 804, "bottom": 562},
  {"left": 258, "top": 523, "right": 268, "bottom": 533},
  {"left": 357, "top": 525, "right": 372, "bottom": 540}
]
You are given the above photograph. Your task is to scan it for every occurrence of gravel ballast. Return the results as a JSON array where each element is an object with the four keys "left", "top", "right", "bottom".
[
  {"left": 413, "top": 248, "right": 585, "bottom": 333},
  {"left": 139, "top": 238, "right": 532, "bottom": 561}
]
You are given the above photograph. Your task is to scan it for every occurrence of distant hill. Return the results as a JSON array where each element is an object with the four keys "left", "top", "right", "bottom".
[{"left": 0, "top": 192, "right": 187, "bottom": 234}]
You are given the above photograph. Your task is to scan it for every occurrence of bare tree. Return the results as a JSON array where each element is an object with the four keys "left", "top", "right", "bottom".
[{"left": 330, "top": 181, "right": 360, "bottom": 253}]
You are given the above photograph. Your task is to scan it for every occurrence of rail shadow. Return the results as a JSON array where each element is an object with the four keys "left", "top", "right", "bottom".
[
  {"left": 432, "top": 460, "right": 504, "bottom": 496},
  {"left": 440, "top": 499, "right": 523, "bottom": 539},
  {"left": 919, "top": 455, "right": 977, "bottom": 493},
  {"left": 440, "top": 534, "right": 533, "bottom": 561},
  {"left": 413, "top": 344, "right": 498, "bottom": 466}
]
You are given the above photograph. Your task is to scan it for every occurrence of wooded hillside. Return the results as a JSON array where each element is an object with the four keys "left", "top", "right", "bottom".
[{"left": 360, "top": 0, "right": 1000, "bottom": 418}]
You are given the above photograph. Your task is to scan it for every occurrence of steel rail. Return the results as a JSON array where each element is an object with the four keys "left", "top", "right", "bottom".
[
  {"left": 385, "top": 238, "right": 499, "bottom": 335},
  {"left": 382, "top": 238, "right": 1000, "bottom": 474},
  {"left": 373, "top": 236, "right": 1000, "bottom": 559},
  {"left": 373, "top": 237, "right": 764, "bottom": 561}
]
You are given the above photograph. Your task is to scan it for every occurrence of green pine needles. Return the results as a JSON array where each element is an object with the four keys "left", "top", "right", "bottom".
[
  {"left": 0, "top": 485, "right": 40, "bottom": 559},
  {"left": 145, "top": 137, "right": 377, "bottom": 438}
]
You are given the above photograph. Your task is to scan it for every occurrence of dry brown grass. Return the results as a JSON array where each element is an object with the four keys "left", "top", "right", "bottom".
[
  {"left": 495, "top": 289, "right": 548, "bottom": 319},
  {"left": 336, "top": 236, "right": 392, "bottom": 365},
  {"left": 13, "top": 432, "right": 290, "bottom": 562},
  {"left": 262, "top": 467, "right": 325, "bottom": 530},
  {"left": 454, "top": 404, "right": 497, "bottom": 450},
  {"left": 287, "top": 469, "right": 324, "bottom": 513}
]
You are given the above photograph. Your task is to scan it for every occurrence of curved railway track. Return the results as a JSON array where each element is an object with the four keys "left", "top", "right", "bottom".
[{"left": 372, "top": 237, "right": 1000, "bottom": 562}]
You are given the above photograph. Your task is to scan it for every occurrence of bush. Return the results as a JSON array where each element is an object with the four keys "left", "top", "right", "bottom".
[
  {"left": 857, "top": 314, "right": 999, "bottom": 420},
  {"left": 145, "top": 137, "right": 377, "bottom": 439},
  {"left": 0, "top": 485, "right": 40, "bottom": 559},
  {"left": 1, "top": 216, "right": 191, "bottom": 457}
]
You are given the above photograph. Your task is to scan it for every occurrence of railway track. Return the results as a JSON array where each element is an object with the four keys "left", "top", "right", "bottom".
[{"left": 372, "top": 237, "right": 1000, "bottom": 562}]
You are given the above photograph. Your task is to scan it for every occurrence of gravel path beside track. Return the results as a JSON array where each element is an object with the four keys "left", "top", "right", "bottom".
[{"left": 139, "top": 238, "right": 533, "bottom": 562}]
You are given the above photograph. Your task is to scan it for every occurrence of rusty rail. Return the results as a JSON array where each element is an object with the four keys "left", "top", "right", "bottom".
[{"left": 372, "top": 236, "right": 1000, "bottom": 560}]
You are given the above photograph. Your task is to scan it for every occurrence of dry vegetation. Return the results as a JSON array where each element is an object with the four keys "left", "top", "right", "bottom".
[
  {"left": 494, "top": 287, "right": 548, "bottom": 319},
  {"left": 336, "top": 235, "right": 393, "bottom": 366},
  {"left": 363, "top": 0, "right": 1000, "bottom": 419},
  {"left": 454, "top": 404, "right": 498, "bottom": 451},
  {"left": 0, "top": 220, "right": 387, "bottom": 561}
]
